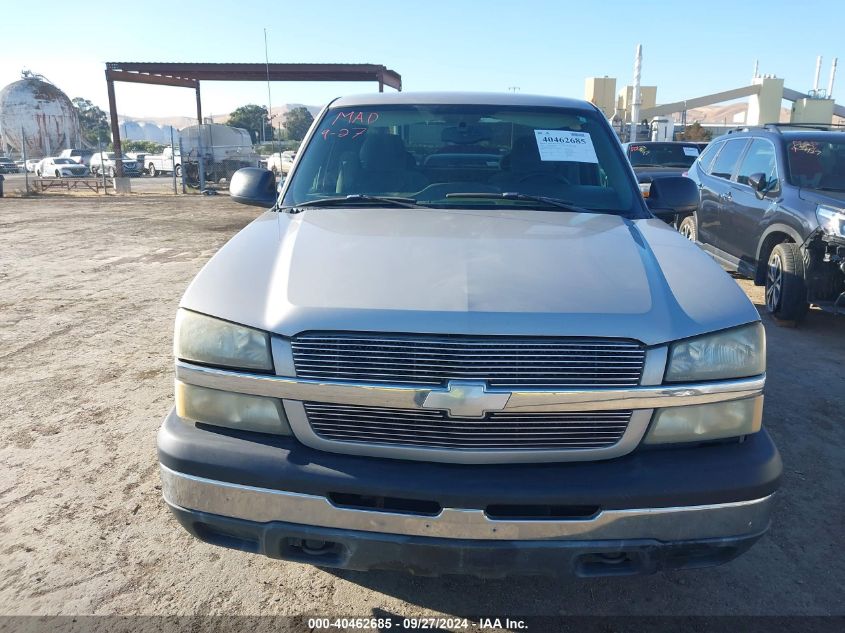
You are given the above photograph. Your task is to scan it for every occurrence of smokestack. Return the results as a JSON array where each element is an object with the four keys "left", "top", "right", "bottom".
[
  {"left": 630, "top": 44, "right": 642, "bottom": 142},
  {"left": 828, "top": 57, "right": 838, "bottom": 98},
  {"left": 813, "top": 55, "right": 822, "bottom": 92}
]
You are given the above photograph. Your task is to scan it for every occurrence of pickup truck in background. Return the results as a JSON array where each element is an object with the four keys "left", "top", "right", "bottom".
[
  {"left": 265, "top": 150, "right": 296, "bottom": 176},
  {"left": 58, "top": 148, "right": 94, "bottom": 167},
  {"left": 145, "top": 146, "right": 181, "bottom": 177}
]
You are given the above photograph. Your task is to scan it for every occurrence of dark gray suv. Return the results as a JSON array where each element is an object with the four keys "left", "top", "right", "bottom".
[{"left": 685, "top": 124, "right": 845, "bottom": 323}]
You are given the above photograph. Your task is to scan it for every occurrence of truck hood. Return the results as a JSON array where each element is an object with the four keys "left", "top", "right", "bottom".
[{"left": 181, "top": 208, "right": 759, "bottom": 346}]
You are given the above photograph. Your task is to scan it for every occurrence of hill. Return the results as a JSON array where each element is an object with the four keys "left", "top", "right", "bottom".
[{"left": 120, "top": 103, "right": 321, "bottom": 129}]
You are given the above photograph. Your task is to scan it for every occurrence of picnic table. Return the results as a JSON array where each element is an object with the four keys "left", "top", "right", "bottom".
[{"left": 33, "top": 177, "right": 112, "bottom": 193}]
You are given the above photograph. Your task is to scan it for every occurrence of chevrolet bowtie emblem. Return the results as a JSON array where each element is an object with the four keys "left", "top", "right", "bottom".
[{"left": 422, "top": 380, "right": 511, "bottom": 419}]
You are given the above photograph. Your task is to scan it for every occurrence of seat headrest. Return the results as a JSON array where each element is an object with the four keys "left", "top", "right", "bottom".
[
  {"left": 505, "top": 135, "right": 549, "bottom": 173},
  {"left": 360, "top": 134, "right": 408, "bottom": 170}
]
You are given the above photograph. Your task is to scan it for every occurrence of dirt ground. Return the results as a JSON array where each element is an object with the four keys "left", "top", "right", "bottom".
[{"left": 1, "top": 194, "right": 843, "bottom": 627}]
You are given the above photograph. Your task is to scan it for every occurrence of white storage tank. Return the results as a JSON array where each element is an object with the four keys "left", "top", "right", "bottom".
[{"left": 0, "top": 73, "right": 81, "bottom": 158}]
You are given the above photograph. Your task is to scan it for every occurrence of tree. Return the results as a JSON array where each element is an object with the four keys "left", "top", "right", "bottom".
[
  {"left": 72, "top": 97, "right": 110, "bottom": 147},
  {"left": 226, "top": 104, "right": 270, "bottom": 143},
  {"left": 123, "top": 140, "right": 165, "bottom": 154},
  {"left": 677, "top": 121, "right": 712, "bottom": 142},
  {"left": 284, "top": 107, "right": 314, "bottom": 142}
]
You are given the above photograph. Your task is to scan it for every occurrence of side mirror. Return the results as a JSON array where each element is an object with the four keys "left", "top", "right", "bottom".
[
  {"left": 229, "top": 167, "right": 277, "bottom": 208},
  {"left": 747, "top": 172, "right": 767, "bottom": 198},
  {"left": 646, "top": 176, "right": 699, "bottom": 216}
]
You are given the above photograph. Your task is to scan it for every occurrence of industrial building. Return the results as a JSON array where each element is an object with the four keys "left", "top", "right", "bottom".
[{"left": 585, "top": 53, "right": 844, "bottom": 142}]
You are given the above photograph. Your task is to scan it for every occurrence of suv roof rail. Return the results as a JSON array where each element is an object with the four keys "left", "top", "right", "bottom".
[{"left": 762, "top": 122, "right": 845, "bottom": 132}]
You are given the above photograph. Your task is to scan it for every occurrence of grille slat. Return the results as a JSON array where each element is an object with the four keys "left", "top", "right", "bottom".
[
  {"left": 304, "top": 402, "right": 632, "bottom": 451},
  {"left": 292, "top": 332, "right": 646, "bottom": 389}
]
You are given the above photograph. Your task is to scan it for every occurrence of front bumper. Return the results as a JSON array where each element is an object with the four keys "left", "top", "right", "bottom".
[{"left": 158, "top": 410, "right": 781, "bottom": 576}]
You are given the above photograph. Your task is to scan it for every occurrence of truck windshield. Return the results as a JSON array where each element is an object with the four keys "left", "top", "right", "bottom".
[
  {"left": 282, "top": 103, "right": 639, "bottom": 215},
  {"left": 627, "top": 143, "right": 699, "bottom": 168},
  {"left": 786, "top": 138, "right": 845, "bottom": 190}
]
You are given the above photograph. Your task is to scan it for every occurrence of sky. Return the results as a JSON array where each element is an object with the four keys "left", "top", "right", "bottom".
[{"left": 2, "top": 0, "right": 843, "bottom": 120}]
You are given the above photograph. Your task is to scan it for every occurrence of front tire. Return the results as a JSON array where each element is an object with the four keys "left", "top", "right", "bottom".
[
  {"left": 108, "top": 167, "right": 115, "bottom": 178},
  {"left": 679, "top": 215, "right": 696, "bottom": 241},
  {"left": 149, "top": 164, "right": 157, "bottom": 177},
  {"left": 174, "top": 165, "right": 182, "bottom": 178},
  {"left": 765, "top": 242, "right": 808, "bottom": 324}
]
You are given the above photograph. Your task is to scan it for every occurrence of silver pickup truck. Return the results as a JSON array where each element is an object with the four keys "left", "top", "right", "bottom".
[{"left": 157, "top": 92, "right": 780, "bottom": 578}]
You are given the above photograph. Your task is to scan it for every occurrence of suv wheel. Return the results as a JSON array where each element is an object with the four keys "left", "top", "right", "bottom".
[
  {"left": 765, "top": 243, "right": 809, "bottom": 324},
  {"left": 149, "top": 164, "right": 157, "bottom": 177},
  {"left": 679, "top": 216, "right": 696, "bottom": 241}
]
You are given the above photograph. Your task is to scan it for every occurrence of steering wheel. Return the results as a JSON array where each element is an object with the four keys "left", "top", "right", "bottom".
[{"left": 516, "top": 172, "right": 571, "bottom": 185}]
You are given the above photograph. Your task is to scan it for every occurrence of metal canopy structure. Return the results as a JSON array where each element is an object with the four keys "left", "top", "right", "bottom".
[{"left": 103, "top": 62, "right": 402, "bottom": 176}]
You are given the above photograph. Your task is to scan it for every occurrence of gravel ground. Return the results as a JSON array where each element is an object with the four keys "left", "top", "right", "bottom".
[{"left": 1, "top": 195, "right": 843, "bottom": 627}]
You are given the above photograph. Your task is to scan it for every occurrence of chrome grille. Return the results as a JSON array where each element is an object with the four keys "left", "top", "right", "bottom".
[
  {"left": 291, "top": 333, "right": 646, "bottom": 388},
  {"left": 304, "top": 403, "right": 632, "bottom": 450}
]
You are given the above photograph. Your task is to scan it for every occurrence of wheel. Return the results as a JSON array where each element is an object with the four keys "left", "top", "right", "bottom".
[
  {"left": 148, "top": 164, "right": 157, "bottom": 177},
  {"left": 55, "top": 170, "right": 61, "bottom": 178},
  {"left": 174, "top": 165, "right": 182, "bottom": 178},
  {"left": 108, "top": 167, "right": 115, "bottom": 178},
  {"left": 765, "top": 242, "right": 808, "bottom": 323},
  {"left": 678, "top": 215, "right": 696, "bottom": 241}
]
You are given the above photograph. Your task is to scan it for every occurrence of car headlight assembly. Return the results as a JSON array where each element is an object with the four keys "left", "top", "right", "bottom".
[
  {"left": 174, "top": 309, "right": 273, "bottom": 372},
  {"left": 175, "top": 381, "right": 291, "bottom": 435},
  {"left": 644, "top": 397, "right": 763, "bottom": 445},
  {"left": 664, "top": 322, "right": 765, "bottom": 383},
  {"left": 816, "top": 205, "right": 845, "bottom": 238}
]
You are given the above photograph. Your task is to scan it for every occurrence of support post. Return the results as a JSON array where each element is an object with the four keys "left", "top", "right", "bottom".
[
  {"left": 106, "top": 76, "right": 124, "bottom": 178},
  {"left": 195, "top": 82, "right": 203, "bottom": 124},
  {"left": 170, "top": 126, "right": 177, "bottom": 195},
  {"left": 21, "top": 126, "right": 29, "bottom": 194}
]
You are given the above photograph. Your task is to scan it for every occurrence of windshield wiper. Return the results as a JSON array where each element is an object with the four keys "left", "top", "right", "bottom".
[
  {"left": 283, "top": 194, "right": 427, "bottom": 212},
  {"left": 445, "top": 192, "right": 593, "bottom": 214}
]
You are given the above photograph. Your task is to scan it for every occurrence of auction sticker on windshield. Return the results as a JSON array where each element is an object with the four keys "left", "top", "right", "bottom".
[{"left": 534, "top": 130, "right": 598, "bottom": 163}]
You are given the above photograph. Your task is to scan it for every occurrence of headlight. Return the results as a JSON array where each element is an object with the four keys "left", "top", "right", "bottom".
[
  {"left": 174, "top": 309, "right": 273, "bottom": 371},
  {"left": 644, "top": 396, "right": 763, "bottom": 444},
  {"left": 816, "top": 205, "right": 845, "bottom": 238},
  {"left": 665, "top": 323, "right": 765, "bottom": 382},
  {"left": 176, "top": 381, "right": 291, "bottom": 435}
]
